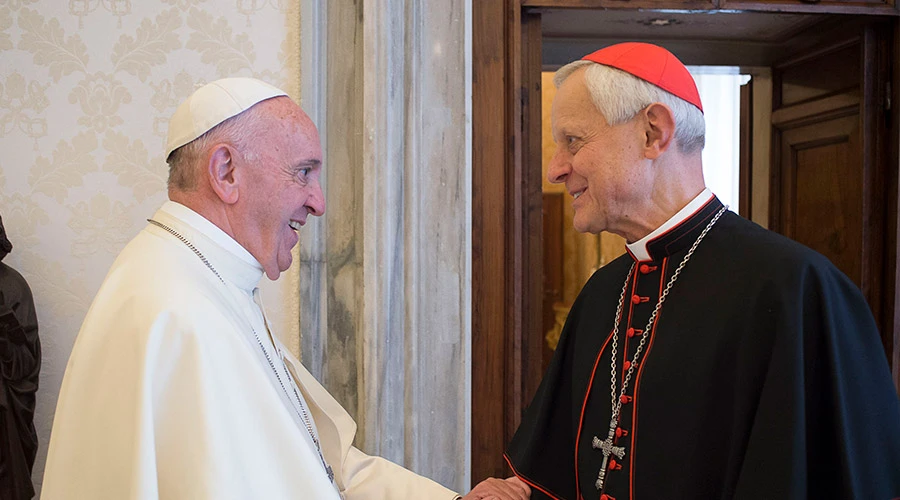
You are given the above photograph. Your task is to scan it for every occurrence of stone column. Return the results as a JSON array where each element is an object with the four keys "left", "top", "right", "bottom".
[{"left": 299, "top": 0, "right": 471, "bottom": 491}]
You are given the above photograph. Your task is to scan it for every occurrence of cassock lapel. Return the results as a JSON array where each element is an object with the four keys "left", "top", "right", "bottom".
[{"left": 279, "top": 347, "right": 358, "bottom": 491}]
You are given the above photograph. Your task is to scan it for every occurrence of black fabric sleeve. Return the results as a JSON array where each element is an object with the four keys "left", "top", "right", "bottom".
[{"left": 505, "top": 300, "right": 583, "bottom": 500}]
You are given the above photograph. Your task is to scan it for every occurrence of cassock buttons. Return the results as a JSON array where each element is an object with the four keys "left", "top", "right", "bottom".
[
  {"left": 631, "top": 295, "right": 649, "bottom": 305},
  {"left": 639, "top": 264, "right": 658, "bottom": 274},
  {"left": 623, "top": 360, "right": 631, "bottom": 370},
  {"left": 601, "top": 494, "right": 616, "bottom": 500},
  {"left": 615, "top": 427, "right": 628, "bottom": 438},
  {"left": 608, "top": 459, "right": 622, "bottom": 471},
  {"left": 620, "top": 395, "right": 633, "bottom": 404},
  {"left": 626, "top": 327, "right": 642, "bottom": 338}
]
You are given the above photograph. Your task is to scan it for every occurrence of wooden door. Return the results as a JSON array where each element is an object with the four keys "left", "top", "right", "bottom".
[{"left": 769, "top": 21, "right": 898, "bottom": 387}]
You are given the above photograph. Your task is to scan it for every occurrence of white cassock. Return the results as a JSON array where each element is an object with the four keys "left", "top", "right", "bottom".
[{"left": 42, "top": 201, "right": 459, "bottom": 500}]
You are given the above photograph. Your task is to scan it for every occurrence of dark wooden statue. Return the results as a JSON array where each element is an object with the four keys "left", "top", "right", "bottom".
[{"left": 0, "top": 213, "right": 40, "bottom": 500}]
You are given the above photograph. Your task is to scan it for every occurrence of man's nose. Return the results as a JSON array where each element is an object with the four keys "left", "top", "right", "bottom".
[
  {"left": 547, "top": 151, "right": 570, "bottom": 184},
  {"left": 306, "top": 184, "right": 325, "bottom": 216}
]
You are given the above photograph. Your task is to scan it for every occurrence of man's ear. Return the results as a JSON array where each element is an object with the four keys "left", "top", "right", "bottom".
[
  {"left": 207, "top": 144, "right": 240, "bottom": 204},
  {"left": 643, "top": 103, "right": 676, "bottom": 160}
]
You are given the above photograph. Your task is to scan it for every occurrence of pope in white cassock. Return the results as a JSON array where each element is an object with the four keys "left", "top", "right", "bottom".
[{"left": 41, "top": 79, "right": 530, "bottom": 500}]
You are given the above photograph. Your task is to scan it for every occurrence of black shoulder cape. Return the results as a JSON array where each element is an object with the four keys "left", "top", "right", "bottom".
[{"left": 506, "top": 198, "right": 900, "bottom": 500}]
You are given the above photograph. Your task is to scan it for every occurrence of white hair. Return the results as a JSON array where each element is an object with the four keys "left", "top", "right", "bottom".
[
  {"left": 166, "top": 102, "right": 265, "bottom": 191},
  {"left": 554, "top": 60, "right": 705, "bottom": 154}
]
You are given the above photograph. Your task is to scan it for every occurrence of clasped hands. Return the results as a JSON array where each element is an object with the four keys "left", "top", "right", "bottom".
[{"left": 462, "top": 476, "right": 530, "bottom": 500}]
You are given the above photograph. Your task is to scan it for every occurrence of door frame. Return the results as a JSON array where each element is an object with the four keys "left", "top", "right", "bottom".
[{"left": 472, "top": 0, "right": 544, "bottom": 482}]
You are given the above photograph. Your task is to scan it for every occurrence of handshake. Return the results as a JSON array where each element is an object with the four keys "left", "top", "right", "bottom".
[{"left": 461, "top": 476, "right": 531, "bottom": 500}]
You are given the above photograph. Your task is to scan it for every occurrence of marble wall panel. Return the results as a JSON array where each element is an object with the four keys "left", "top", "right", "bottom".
[{"left": 298, "top": 0, "right": 471, "bottom": 491}]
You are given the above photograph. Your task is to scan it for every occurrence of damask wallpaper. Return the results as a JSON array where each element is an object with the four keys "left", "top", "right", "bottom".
[{"left": 0, "top": 0, "right": 301, "bottom": 492}]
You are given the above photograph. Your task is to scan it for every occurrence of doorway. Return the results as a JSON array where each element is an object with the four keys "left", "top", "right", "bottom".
[{"left": 472, "top": 3, "right": 899, "bottom": 483}]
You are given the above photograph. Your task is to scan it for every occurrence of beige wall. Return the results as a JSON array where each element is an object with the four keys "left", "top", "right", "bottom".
[{"left": 0, "top": 1, "right": 301, "bottom": 493}]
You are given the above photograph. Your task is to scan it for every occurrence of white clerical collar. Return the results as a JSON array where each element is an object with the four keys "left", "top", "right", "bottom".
[
  {"left": 626, "top": 188, "right": 715, "bottom": 262},
  {"left": 151, "top": 201, "right": 264, "bottom": 292}
]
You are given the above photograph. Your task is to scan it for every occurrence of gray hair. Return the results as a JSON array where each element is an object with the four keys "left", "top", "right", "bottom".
[
  {"left": 554, "top": 60, "right": 705, "bottom": 154},
  {"left": 166, "top": 103, "right": 264, "bottom": 191}
]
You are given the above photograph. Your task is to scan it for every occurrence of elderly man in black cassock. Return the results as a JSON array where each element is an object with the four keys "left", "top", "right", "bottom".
[
  {"left": 505, "top": 42, "right": 900, "bottom": 500},
  {"left": 0, "top": 213, "right": 41, "bottom": 500}
]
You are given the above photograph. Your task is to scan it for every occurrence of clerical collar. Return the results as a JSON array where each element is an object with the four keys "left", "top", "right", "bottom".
[
  {"left": 150, "top": 201, "right": 264, "bottom": 292},
  {"left": 625, "top": 188, "right": 723, "bottom": 262}
]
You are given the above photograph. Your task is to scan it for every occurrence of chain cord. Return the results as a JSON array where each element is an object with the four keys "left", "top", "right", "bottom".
[{"left": 606, "top": 205, "right": 727, "bottom": 425}]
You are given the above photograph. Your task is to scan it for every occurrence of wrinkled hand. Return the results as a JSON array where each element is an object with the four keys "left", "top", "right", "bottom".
[{"left": 462, "top": 476, "right": 530, "bottom": 500}]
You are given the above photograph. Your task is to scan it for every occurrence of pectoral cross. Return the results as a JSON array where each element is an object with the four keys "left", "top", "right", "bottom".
[{"left": 592, "top": 420, "right": 625, "bottom": 491}]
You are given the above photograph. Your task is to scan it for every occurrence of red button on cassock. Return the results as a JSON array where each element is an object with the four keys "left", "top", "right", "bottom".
[
  {"left": 615, "top": 427, "right": 628, "bottom": 438},
  {"left": 620, "top": 395, "right": 633, "bottom": 404},
  {"left": 623, "top": 360, "right": 631, "bottom": 371},
  {"left": 640, "top": 264, "right": 659, "bottom": 274},
  {"left": 601, "top": 494, "right": 616, "bottom": 500}
]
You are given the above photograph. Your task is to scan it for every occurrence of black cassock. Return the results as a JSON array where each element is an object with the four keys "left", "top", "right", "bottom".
[
  {"left": 0, "top": 261, "right": 40, "bottom": 500},
  {"left": 506, "top": 197, "right": 900, "bottom": 500}
]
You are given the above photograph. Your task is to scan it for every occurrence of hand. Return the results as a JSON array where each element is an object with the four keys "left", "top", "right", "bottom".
[{"left": 461, "top": 476, "right": 530, "bottom": 500}]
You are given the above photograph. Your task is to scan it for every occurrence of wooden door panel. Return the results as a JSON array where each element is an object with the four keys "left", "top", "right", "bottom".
[
  {"left": 770, "top": 21, "right": 898, "bottom": 392},
  {"left": 781, "top": 113, "right": 863, "bottom": 285},
  {"left": 778, "top": 44, "right": 860, "bottom": 106}
]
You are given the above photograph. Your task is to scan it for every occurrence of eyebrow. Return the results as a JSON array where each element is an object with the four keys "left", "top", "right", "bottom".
[{"left": 296, "top": 159, "right": 322, "bottom": 168}]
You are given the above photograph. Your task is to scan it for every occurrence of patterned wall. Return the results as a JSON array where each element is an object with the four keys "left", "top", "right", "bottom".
[{"left": 0, "top": 0, "right": 301, "bottom": 492}]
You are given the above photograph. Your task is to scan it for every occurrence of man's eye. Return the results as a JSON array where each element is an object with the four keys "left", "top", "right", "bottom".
[
  {"left": 298, "top": 168, "right": 310, "bottom": 177},
  {"left": 566, "top": 136, "right": 578, "bottom": 146}
]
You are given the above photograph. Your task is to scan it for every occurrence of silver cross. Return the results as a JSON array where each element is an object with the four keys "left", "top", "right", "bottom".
[{"left": 592, "top": 421, "right": 625, "bottom": 491}]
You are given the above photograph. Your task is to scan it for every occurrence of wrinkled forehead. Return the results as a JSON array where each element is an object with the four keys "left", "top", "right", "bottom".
[
  {"left": 258, "top": 98, "right": 320, "bottom": 142},
  {"left": 277, "top": 104, "right": 323, "bottom": 164}
]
